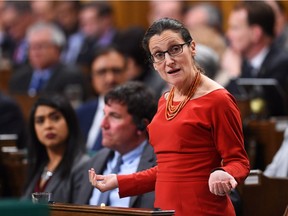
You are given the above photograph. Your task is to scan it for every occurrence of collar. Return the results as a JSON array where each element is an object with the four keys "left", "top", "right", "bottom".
[
  {"left": 114, "top": 140, "right": 147, "bottom": 165},
  {"left": 97, "top": 28, "right": 116, "bottom": 47},
  {"left": 33, "top": 68, "right": 52, "bottom": 80},
  {"left": 250, "top": 46, "right": 269, "bottom": 70}
]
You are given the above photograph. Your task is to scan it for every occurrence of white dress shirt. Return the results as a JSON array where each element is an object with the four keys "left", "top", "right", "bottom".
[{"left": 89, "top": 140, "right": 147, "bottom": 206}]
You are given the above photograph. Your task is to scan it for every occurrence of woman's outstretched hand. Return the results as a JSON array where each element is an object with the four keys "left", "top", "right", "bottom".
[
  {"left": 208, "top": 170, "right": 238, "bottom": 196},
  {"left": 88, "top": 168, "right": 119, "bottom": 192}
]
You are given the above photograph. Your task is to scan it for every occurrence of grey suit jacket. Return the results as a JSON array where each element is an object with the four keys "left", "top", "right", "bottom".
[
  {"left": 21, "top": 153, "right": 90, "bottom": 203},
  {"left": 74, "top": 142, "right": 156, "bottom": 208}
]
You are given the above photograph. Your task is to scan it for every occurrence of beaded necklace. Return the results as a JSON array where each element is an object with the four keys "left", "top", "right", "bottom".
[{"left": 165, "top": 71, "right": 201, "bottom": 121}]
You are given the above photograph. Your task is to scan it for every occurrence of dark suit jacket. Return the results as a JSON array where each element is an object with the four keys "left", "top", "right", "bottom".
[
  {"left": 9, "top": 63, "right": 88, "bottom": 101},
  {"left": 74, "top": 143, "right": 156, "bottom": 208},
  {"left": 76, "top": 29, "right": 122, "bottom": 69},
  {"left": 76, "top": 98, "right": 99, "bottom": 142},
  {"left": 21, "top": 154, "right": 90, "bottom": 203},
  {"left": 226, "top": 43, "right": 288, "bottom": 116},
  {"left": 0, "top": 92, "right": 27, "bottom": 149}
]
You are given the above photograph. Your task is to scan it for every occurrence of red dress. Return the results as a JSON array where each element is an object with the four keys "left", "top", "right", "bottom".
[{"left": 118, "top": 89, "right": 250, "bottom": 216}]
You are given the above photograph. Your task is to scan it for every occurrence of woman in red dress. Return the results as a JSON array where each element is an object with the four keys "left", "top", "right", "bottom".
[{"left": 89, "top": 18, "right": 250, "bottom": 216}]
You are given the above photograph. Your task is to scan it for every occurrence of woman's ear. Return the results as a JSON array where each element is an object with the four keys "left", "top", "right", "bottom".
[
  {"left": 251, "top": 25, "right": 262, "bottom": 43},
  {"left": 153, "top": 64, "right": 158, "bottom": 72},
  {"left": 190, "top": 40, "right": 196, "bottom": 56}
]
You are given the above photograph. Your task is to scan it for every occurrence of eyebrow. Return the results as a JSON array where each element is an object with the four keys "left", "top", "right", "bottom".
[
  {"left": 35, "top": 110, "right": 59, "bottom": 119},
  {"left": 151, "top": 40, "right": 184, "bottom": 52}
]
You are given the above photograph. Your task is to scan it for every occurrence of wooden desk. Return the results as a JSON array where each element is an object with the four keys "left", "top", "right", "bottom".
[
  {"left": 0, "top": 63, "right": 12, "bottom": 94},
  {"left": 245, "top": 118, "right": 286, "bottom": 169},
  {"left": 0, "top": 144, "right": 28, "bottom": 197},
  {"left": 241, "top": 170, "right": 288, "bottom": 216},
  {"left": 50, "top": 203, "right": 175, "bottom": 216},
  {"left": 10, "top": 94, "right": 38, "bottom": 122}
]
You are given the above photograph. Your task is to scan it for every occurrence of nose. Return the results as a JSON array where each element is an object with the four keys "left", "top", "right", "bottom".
[
  {"left": 101, "top": 115, "right": 109, "bottom": 129},
  {"left": 43, "top": 119, "right": 53, "bottom": 129},
  {"left": 164, "top": 52, "right": 175, "bottom": 65},
  {"left": 105, "top": 71, "right": 117, "bottom": 84}
]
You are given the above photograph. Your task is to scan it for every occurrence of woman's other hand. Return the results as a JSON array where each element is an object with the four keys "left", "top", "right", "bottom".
[
  {"left": 208, "top": 170, "right": 238, "bottom": 196},
  {"left": 88, "top": 168, "right": 118, "bottom": 192}
]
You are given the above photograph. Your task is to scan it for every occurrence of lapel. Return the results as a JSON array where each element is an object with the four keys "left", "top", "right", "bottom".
[
  {"left": 78, "top": 149, "right": 112, "bottom": 204},
  {"left": 45, "top": 166, "right": 63, "bottom": 195},
  {"left": 129, "top": 142, "right": 156, "bottom": 207},
  {"left": 43, "top": 63, "right": 62, "bottom": 90},
  {"left": 23, "top": 65, "right": 34, "bottom": 90},
  {"left": 24, "top": 169, "right": 42, "bottom": 198},
  {"left": 257, "top": 45, "right": 275, "bottom": 78}
]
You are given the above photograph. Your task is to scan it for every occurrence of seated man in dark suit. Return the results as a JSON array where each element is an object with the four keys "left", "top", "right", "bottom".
[
  {"left": 8, "top": 22, "right": 88, "bottom": 108},
  {"left": 223, "top": 1, "right": 288, "bottom": 117},
  {"left": 74, "top": 81, "right": 157, "bottom": 208}
]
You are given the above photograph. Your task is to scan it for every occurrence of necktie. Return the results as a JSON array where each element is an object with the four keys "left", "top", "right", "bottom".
[{"left": 97, "top": 154, "right": 122, "bottom": 206}]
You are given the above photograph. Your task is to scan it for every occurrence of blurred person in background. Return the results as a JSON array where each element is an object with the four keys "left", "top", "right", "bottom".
[
  {"left": 1, "top": 1, "right": 35, "bottom": 67},
  {"left": 21, "top": 93, "right": 89, "bottom": 203},
  {"left": 30, "top": 0, "right": 56, "bottom": 24},
  {"left": 9, "top": 22, "right": 88, "bottom": 107},
  {"left": 264, "top": 126, "right": 288, "bottom": 178},
  {"left": 265, "top": 0, "right": 288, "bottom": 50},
  {"left": 183, "top": 2, "right": 223, "bottom": 34},
  {"left": 76, "top": 45, "right": 128, "bottom": 154},
  {"left": 223, "top": 1, "right": 288, "bottom": 117},
  {"left": 147, "top": 0, "right": 185, "bottom": 25},
  {"left": 183, "top": 2, "right": 227, "bottom": 84},
  {"left": 77, "top": 1, "right": 121, "bottom": 72},
  {"left": 54, "top": 1, "right": 84, "bottom": 65},
  {"left": 118, "top": 26, "right": 166, "bottom": 99}
]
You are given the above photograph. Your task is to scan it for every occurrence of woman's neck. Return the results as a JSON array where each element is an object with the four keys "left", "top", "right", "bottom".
[
  {"left": 173, "top": 73, "right": 199, "bottom": 101},
  {"left": 46, "top": 146, "right": 65, "bottom": 171}
]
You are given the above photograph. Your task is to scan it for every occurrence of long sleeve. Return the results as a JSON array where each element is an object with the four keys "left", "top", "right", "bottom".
[
  {"left": 211, "top": 93, "right": 250, "bottom": 183},
  {"left": 118, "top": 166, "right": 157, "bottom": 198}
]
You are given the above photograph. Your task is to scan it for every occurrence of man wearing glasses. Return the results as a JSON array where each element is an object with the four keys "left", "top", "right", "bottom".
[{"left": 76, "top": 45, "right": 128, "bottom": 154}]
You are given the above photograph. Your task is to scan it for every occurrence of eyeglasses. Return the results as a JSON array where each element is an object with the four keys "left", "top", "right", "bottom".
[
  {"left": 28, "top": 42, "right": 55, "bottom": 50},
  {"left": 150, "top": 41, "right": 191, "bottom": 63},
  {"left": 92, "top": 67, "right": 125, "bottom": 77}
]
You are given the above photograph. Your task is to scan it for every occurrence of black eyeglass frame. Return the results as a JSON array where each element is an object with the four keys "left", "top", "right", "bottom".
[{"left": 149, "top": 41, "right": 192, "bottom": 63}]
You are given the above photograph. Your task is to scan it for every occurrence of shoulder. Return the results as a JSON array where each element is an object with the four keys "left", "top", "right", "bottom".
[
  {"left": 72, "top": 153, "right": 91, "bottom": 172},
  {"left": 76, "top": 99, "right": 99, "bottom": 114},
  {"left": 266, "top": 45, "right": 288, "bottom": 65},
  {"left": 0, "top": 94, "right": 21, "bottom": 111},
  {"left": 53, "top": 63, "right": 83, "bottom": 77},
  {"left": 11, "top": 65, "right": 33, "bottom": 79},
  {"left": 207, "top": 89, "right": 238, "bottom": 108},
  {"left": 86, "top": 148, "right": 111, "bottom": 164}
]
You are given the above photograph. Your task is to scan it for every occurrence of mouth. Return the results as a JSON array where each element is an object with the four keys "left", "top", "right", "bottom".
[
  {"left": 167, "top": 68, "right": 180, "bottom": 74},
  {"left": 46, "top": 133, "right": 56, "bottom": 139}
]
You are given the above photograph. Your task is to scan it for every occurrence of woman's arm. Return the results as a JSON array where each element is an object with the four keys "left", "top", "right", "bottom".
[
  {"left": 118, "top": 166, "right": 157, "bottom": 198},
  {"left": 89, "top": 166, "right": 158, "bottom": 197}
]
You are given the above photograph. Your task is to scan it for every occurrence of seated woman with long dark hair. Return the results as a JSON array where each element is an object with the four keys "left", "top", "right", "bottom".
[{"left": 21, "top": 93, "right": 89, "bottom": 203}]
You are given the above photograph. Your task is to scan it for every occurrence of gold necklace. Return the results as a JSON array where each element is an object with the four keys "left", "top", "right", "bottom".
[{"left": 165, "top": 71, "right": 201, "bottom": 121}]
